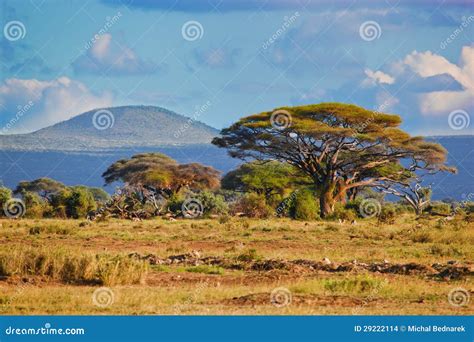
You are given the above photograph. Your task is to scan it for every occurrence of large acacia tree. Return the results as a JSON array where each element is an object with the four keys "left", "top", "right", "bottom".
[{"left": 212, "top": 103, "right": 451, "bottom": 217}]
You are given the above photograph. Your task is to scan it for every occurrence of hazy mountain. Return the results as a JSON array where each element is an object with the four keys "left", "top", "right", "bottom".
[{"left": 0, "top": 106, "right": 219, "bottom": 151}]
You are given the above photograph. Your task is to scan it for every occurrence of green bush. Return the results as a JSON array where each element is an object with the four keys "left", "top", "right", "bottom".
[
  {"left": 0, "top": 187, "right": 12, "bottom": 217},
  {"left": 328, "top": 203, "right": 357, "bottom": 221},
  {"left": 231, "top": 193, "right": 272, "bottom": 218},
  {"left": 66, "top": 187, "right": 97, "bottom": 219},
  {"left": 192, "top": 191, "right": 229, "bottom": 217},
  {"left": 290, "top": 190, "right": 319, "bottom": 220},
  {"left": 427, "top": 201, "right": 451, "bottom": 216},
  {"left": 22, "top": 191, "right": 50, "bottom": 218},
  {"left": 378, "top": 204, "right": 396, "bottom": 224}
]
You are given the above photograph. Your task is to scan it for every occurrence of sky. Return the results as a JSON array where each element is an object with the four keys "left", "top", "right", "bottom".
[{"left": 0, "top": 0, "right": 473, "bottom": 136}]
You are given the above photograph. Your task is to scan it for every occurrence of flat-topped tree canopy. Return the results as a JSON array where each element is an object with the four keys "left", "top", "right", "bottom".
[
  {"left": 102, "top": 153, "right": 220, "bottom": 196},
  {"left": 213, "top": 103, "right": 453, "bottom": 217}
]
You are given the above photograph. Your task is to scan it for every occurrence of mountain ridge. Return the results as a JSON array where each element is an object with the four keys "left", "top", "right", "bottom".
[{"left": 0, "top": 105, "right": 219, "bottom": 152}]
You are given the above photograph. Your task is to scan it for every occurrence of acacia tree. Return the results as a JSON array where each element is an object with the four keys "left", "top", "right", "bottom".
[
  {"left": 102, "top": 153, "right": 221, "bottom": 197},
  {"left": 212, "top": 103, "right": 451, "bottom": 217},
  {"left": 222, "top": 160, "right": 310, "bottom": 201},
  {"left": 14, "top": 178, "right": 66, "bottom": 202}
]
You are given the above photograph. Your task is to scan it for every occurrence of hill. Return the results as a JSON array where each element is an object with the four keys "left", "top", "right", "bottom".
[{"left": 0, "top": 105, "right": 219, "bottom": 151}]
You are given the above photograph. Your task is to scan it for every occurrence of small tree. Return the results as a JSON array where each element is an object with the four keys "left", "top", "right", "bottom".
[
  {"left": 222, "top": 161, "right": 310, "bottom": 204},
  {"left": 378, "top": 181, "right": 432, "bottom": 216},
  {"left": 0, "top": 187, "right": 12, "bottom": 217},
  {"left": 14, "top": 178, "right": 66, "bottom": 202},
  {"left": 102, "top": 153, "right": 220, "bottom": 197}
]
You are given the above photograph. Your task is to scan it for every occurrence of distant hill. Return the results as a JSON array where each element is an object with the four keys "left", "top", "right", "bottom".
[{"left": 0, "top": 105, "right": 219, "bottom": 151}]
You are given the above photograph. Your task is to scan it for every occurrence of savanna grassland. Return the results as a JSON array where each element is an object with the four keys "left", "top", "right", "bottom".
[{"left": 0, "top": 215, "right": 472, "bottom": 315}]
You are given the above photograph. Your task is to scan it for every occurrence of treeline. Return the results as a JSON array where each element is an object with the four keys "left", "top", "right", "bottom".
[
  {"left": 1, "top": 102, "right": 473, "bottom": 222},
  {"left": 0, "top": 153, "right": 472, "bottom": 222}
]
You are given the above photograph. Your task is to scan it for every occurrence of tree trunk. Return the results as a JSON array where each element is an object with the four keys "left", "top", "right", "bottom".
[{"left": 319, "top": 183, "right": 336, "bottom": 218}]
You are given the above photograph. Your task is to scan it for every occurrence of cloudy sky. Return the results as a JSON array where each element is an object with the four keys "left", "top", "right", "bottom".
[{"left": 0, "top": 0, "right": 473, "bottom": 135}]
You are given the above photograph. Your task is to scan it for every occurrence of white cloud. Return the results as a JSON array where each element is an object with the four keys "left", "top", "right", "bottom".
[
  {"left": 0, "top": 77, "right": 112, "bottom": 133},
  {"left": 402, "top": 46, "right": 474, "bottom": 115},
  {"left": 362, "top": 68, "right": 395, "bottom": 86},
  {"left": 73, "top": 33, "right": 159, "bottom": 75}
]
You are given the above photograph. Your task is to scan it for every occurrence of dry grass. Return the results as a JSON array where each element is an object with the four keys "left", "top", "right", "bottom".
[{"left": 0, "top": 215, "right": 472, "bottom": 315}]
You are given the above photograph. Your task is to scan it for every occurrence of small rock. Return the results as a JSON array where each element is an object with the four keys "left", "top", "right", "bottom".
[{"left": 322, "top": 257, "right": 331, "bottom": 265}]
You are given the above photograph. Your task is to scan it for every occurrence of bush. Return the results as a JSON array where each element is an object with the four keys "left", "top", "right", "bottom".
[
  {"left": 192, "top": 191, "right": 229, "bottom": 217},
  {"left": 328, "top": 204, "right": 357, "bottom": 221},
  {"left": 22, "top": 191, "right": 50, "bottom": 218},
  {"left": 66, "top": 187, "right": 97, "bottom": 219},
  {"left": 378, "top": 205, "right": 396, "bottom": 224},
  {"left": 231, "top": 193, "right": 272, "bottom": 218},
  {"left": 290, "top": 190, "right": 319, "bottom": 220},
  {"left": 427, "top": 202, "right": 451, "bottom": 216},
  {"left": 0, "top": 187, "right": 12, "bottom": 217}
]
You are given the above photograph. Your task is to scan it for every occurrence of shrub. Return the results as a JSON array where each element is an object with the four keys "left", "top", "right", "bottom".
[
  {"left": 323, "top": 275, "right": 385, "bottom": 295},
  {"left": 290, "top": 190, "right": 319, "bottom": 220},
  {"left": 236, "top": 249, "right": 260, "bottom": 262},
  {"left": 22, "top": 191, "right": 50, "bottom": 218},
  {"left": 328, "top": 204, "right": 357, "bottom": 221},
  {"left": 231, "top": 193, "right": 272, "bottom": 218},
  {"left": 192, "top": 191, "right": 229, "bottom": 217},
  {"left": 66, "top": 187, "right": 97, "bottom": 219},
  {"left": 378, "top": 205, "right": 396, "bottom": 224},
  {"left": 427, "top": 202, "right": 451, "bottom": 216},
  {"left": 0, "top": 187, "right": 12, "bottom": 216}
]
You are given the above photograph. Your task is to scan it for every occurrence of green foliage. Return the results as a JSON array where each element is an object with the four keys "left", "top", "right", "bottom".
[
  {"left": 222, "top": 161, "right": 309, "bottom": 206},
  {"left": 22, "top": 191, "right": 50, "bottom": 218},
  {"left": 323, "top": 275, "right": 385, "bottom": 295},
  {"left": 0, "top": 187, "right": 12, "bottom": 216},
  {"left": 102, "top": 153, "right": 220, "bottom": 195},
  {"left": 328, "top": 204, "right": 357, "bottom": 221},
  {"left": 290, "top": 190, "right": 319, "bottom": 221},
  {"left": 191, "top": 191, "right": 228, "bottom": 217},
  {"left": 65, "top": 187, "right": 97, "bottom": 219},
  {"left": 231, "top": 193, "right": 272, "bottom": 218},
  {"left": 427, "top": 202, "right": 451, "bottom": 216},
  {"left": 378, "top": 204, "right": 396, "bottom": 224},
  {"left": 236, "top": 249, "right": 260, "bottom": 262}
]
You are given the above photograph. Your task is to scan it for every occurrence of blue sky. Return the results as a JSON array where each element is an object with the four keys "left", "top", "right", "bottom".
[{"left": 0, "top": 0, "right": 473, "bottom": 135}]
